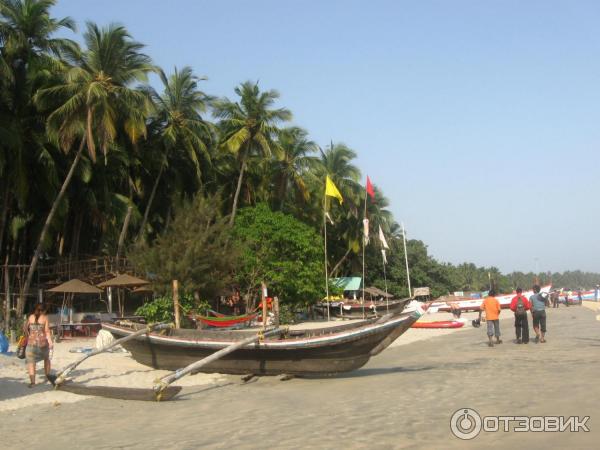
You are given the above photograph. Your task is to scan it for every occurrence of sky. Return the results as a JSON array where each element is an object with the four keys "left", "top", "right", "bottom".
[{"left": 51, "top": 0, "right": 600, "bottom": 274}]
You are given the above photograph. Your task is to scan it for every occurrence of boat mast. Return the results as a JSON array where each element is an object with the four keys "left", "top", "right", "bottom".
[
  {"left": 361, "top": 186, "right": 367, "bottom": 319},
  {"left": 382, "top": 250, "right": 389, "bottom": 312},
  {"left": 402, "top": 222, "right": 412, "bottom": 298},
  {"left": 323, "top": 192, "right": 330, "bottom": 321}
]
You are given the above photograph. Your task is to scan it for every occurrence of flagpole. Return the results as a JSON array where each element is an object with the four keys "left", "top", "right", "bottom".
[
  {"left": 382, "top": 251, "right": 389, "bottom": 312},
  {"left": 361, "top": 187, "right": 367, "bottom": 320},
  {"left": 402, "top": 222, "right": 412, "bottom": 298},
  {"left": 323, "top": 193, "right": 330, "bottom": 321}
]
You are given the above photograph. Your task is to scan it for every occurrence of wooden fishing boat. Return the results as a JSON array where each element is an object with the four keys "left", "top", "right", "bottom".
[
  {"left": 430, "top": 285, "right": 552, "bottom": 312},
  {"left": 102, "top": 307, "right": 425, "bottom": 376},
  {"left": 313, "top": 298, "right": 410, "bottom": 319}
]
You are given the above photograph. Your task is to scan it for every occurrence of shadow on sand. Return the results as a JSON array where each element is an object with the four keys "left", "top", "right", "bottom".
[
  {"left": 306, "top": 365, "right": 434, "bottom": 380},
  {"left": 0, "top": 377, "right": 54, "bottom": 402},
  {"left": 175, "top": 382, "right": 235, "bottom": 401}
]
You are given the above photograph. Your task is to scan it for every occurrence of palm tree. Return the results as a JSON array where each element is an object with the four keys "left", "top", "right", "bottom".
[
  {"left": 18, "top": 22, "right": 154, "bottom": 316},
  {"left": 212, "top": 81, "right": 291, "bottom": 225},
  {"left": 271, "top": 126, "right": 318, "bottom": 212},
  {"left": 136, "top": 66, "right": 213, "bottom": 241},
  {"left": 309, "top": 142, "right": 362, "bottom": 275},
  {"left": 0, "top": 0, "right": 76, "bottom": 309}
]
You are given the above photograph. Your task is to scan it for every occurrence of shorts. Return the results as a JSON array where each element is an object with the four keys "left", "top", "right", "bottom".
[
  {"left": 486, "top": 319, "right": 500, "bottom": 337},
  {"left": 532, "top": 310, "right": 547, "bottom": 333}
]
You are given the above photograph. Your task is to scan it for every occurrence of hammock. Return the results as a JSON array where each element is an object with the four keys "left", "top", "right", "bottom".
[{"left": 195, "top": 312, "right": 257, "bottom": 328}]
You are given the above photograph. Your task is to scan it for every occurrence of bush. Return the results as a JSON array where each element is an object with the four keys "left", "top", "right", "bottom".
[{"left": 135, "top": 295, "right": 210, "bottom": 323}]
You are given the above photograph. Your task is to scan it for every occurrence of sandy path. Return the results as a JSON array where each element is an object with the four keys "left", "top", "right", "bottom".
[{"left": 1, "top": 306, "right": 597, "bottom": 449}]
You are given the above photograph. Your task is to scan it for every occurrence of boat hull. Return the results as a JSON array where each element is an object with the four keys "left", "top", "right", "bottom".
[
  {"left": 431, "top": 285, "right": 552, "bottom": 312},
  {"left": 314, "top": 298, "right": 409, "bottom": 319},
  {"left": 103, "top": 311, "right": 418, "bottom": 376},
  {"left": 411, "top": 320, "right": 464, "bottom": 329}
]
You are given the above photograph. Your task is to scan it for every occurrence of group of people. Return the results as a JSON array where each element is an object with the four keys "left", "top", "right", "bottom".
[{"left": 479, "top": 285, "right": 548, "bottom": 347}]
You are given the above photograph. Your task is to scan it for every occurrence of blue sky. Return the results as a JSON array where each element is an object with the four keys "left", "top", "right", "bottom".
[{"left": 51, "top": 0, "right": 600, "bottom": 273}]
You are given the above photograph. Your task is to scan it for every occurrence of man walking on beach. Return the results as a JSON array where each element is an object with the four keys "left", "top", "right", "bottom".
[
  {"left": 509, "top": 288, "right": 530, "bottom": 344},
  {"left": 479, "top": 289, "right": 502, "bottom": 347},
  {"left": 530, "top": 285, "right": 547, "bottom": 343}
]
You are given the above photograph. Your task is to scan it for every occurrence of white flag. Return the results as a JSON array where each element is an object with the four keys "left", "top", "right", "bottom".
[
  {"left": 363, "top": 218, "right": 369, "bottom": 245},
  {"left": 378, "top": 225, "right": 389, "bottom": 249},
  {"left": 325, "top": 212, "right": 334, "bottom": 225},
  {"left": 381, "top": 249, "right": 387, "bottom": 264}
]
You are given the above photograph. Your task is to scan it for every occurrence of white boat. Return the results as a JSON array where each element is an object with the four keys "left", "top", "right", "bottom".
[{"left": 429, "top": 284, "right": 552, "bottom": 312}]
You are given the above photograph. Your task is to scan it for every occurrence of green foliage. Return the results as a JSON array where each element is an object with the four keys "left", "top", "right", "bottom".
[
  {"left": 232, "top": 204, "right": 324, "bottom": 307},
  {"left": 1, "top": 3, "right": 598, "bottom": 313},
  {"left": 128, "top": 193, "right": 239, "bottom": 299},
  {"left": 135, "top": 294, "right": 210, "bottom": 323}
]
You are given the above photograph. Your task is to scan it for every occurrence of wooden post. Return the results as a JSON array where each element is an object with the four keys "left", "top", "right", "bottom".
[
  {"left": 172, "top": 280, "right": 180, "bottom": 329},
  {"left": 261, "top": 282, "right": 267, "bottom": 330},
  {"left": 4, "top": 261, "right": 9, "bottom": 333},
  {"left": 273, "top": 297, "right": 280, "bottom": 327}
]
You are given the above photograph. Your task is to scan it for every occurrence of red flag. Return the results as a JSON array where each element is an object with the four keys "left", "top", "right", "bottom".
[{"left": 366, "top": 176, "right": 375, "bottom": 200}]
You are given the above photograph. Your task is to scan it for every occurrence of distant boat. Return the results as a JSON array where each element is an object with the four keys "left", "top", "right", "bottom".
[
  {"left": 313, "top": 298, "right": 411, "bottom": 319},
  {"left": 430, "top": 285, "right": 552, "bottom": 312},
  {"left": 102, "top": 308, "right": 424, "bottom": 376},
  {"left": 411, "top": 320, "right": 464, "bottom": 329}
]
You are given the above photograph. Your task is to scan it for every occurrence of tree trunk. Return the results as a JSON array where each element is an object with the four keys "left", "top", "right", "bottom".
[
  {"left": 278, "top": 174, "right": 288, "bottom": 211},
  {"left": 18, "top": 137, "right": 86, "bottom": 317},
  {"left": 229, "top": 150, "right": 247, "bottom": 226},
  {"left": 330, "top": 247, "right": 353, "bottom": 278},
  {"left": 0, "top": 181, "right": 10, "bottom": 261},
  {"left": 137, "top": 161, "right": 166, "bottom": 243},
  {"left": 71, "top": 212, "right": 84, "bottom": 258},
  {"left": 116, "top": 206, "right": 133, "bottom": 272}
]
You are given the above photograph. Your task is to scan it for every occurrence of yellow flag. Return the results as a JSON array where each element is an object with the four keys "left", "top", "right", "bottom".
[{"left": 325, "top": 175, "right": 343, "bottom": 204}]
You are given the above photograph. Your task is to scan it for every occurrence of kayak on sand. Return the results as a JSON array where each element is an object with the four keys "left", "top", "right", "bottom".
[{"left": 411, "top": 321, "right": 464, "bottom": 329}]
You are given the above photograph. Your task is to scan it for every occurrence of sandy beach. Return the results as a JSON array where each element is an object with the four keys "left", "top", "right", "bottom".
[{"left": 1, "top": 306, "right": 598, "bottom": 449}]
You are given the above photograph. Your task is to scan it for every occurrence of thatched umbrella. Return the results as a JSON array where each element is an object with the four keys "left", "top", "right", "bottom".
[
  {"left": 48, "top": 279, "right": 103, "bottom": 294},
  {"left": 97, "top": 273, "right": 150, "bottom": 288},
  {"left": 47, "top": 279, "right": 103, "bottom": 325},
  {"left": 98, "top": 274, "right": 150, "bottom": 316}
]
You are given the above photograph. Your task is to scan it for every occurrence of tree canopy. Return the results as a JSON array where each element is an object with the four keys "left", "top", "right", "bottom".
[{"left": 1, "top": 1, "right": 597, "bottom": 317}]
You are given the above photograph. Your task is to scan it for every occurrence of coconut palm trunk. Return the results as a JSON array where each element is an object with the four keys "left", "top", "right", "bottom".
[
  {"left": 18, "top": 137, "right": 86, "bottom": 316},
  {"left": 0, "top": 183, "right": 11, "bottom": 258},
  {"left": 229, "top": 150, "right": 248, "bottom": 226},
  {"left": 137, "top": 161, "right": 166, "bottom": 242},
  {"left": 330, "top": 247, "right": 353, "bottom": 278}
]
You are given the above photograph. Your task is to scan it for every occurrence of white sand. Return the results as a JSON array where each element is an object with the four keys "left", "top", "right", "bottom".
[{"left": 0, "top": 338, "right": 224, "bottom": 412}]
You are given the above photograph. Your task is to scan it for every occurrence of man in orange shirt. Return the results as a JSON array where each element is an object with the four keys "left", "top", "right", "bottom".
[{"left": 479, "top": 289, "right": 502, "bottom": 347}]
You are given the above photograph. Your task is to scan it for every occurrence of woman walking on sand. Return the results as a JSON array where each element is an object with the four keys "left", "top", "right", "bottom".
[{"left": 23, "top": 304, "right": 54, "bottom": 387}]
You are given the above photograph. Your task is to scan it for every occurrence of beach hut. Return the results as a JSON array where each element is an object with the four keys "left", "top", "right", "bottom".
[
  {"left": 330, "top": 277, "right": 362, "bottom": 299},
  {"left": 364, "top": 286, "right": 393, "bottom": 300},
  {"left": 47, "top": 279, "right": 103, "bottom": 335},
  {"left": 97, "top": 274, "right": 150, "bottom": 317}
]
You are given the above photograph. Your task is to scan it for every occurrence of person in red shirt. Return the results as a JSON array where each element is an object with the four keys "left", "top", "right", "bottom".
[{"left": 509, "top": 287, "right": 531, "bottom": 344}]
